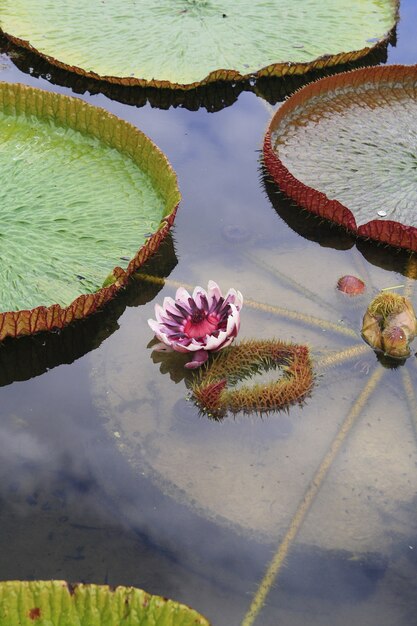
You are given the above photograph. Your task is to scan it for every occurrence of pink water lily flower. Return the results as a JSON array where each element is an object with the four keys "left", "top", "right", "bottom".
[{"left": 148, "top": 280, "right": 243, "bottom": 369}]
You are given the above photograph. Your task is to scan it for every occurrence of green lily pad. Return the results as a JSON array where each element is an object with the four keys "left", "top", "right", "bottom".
[
  {"left": 263, "top": 64, "right": 417, "bottom": 252},
  {"left": 0, "top": 82, "right": 179, "bottom": 341},
  {"left": 0, "top": 0, "right": 399, "bottom": 89},
  {"left": 0, "top": 580, "right": 210, "bottom": 625}
]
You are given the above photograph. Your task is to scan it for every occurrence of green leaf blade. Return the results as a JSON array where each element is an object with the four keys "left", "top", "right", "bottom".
[
  {"left": 0, "top": 581, "right": 210, "bottom": 626},
  {"left": 0, "top": 0, "right": 399, "bottom": 88},
  {"left": 0, "top": 82, "right": 180, "bottom": 338}
]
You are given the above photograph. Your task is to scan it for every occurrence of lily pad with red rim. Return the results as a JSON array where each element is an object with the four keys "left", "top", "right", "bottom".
[
  {"left": 0, "top": 82, "right": 180, "bottom": 341},
  {"left": 263, "top": 64, "right": 417, "bottom": 252},
  {"left": 0, "top": 0, "right": 399, "bottom": 89}
]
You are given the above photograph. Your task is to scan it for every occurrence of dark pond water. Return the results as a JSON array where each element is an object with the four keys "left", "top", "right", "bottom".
[{"left": 0, "top": 3, "right": 417, "bottom": 625}]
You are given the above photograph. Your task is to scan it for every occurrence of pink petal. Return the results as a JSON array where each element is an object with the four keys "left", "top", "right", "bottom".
[
  {"left": 148, "top": 318, "right": 162, "bottom": 335},
  {"left": 192, "top": 285, "right": 208, "bottom": 308},
  {"left": 226, "top": 304, "right": 240, "bottom": 335},
  {"left": 214, "top": 335, "right": 235, "bottom": 351},
  {"left": 162, "top": 296, "right": 178, "bottom": 316},
  {"left": 205, "top": 330, "right": 229, "bottom": 351},
  {"left": 207, "top": 280, "right": 223, "bottom": 306},
  {"left": 224, "top": 288, "right": 243, "bottom": 311},
  {"left": 185, "top": 338, "right": 207, "bottom": 352},
  {"left": 235, "top": 289, "right": 244, "bottom": 310},
  {"left": 175, "top": 286, "right": 192, "bottom": 305},
  {"left": 170, "top": 343, "right": 190, "bottom": 354},
  {"left": 154, "top": 303, "right": 167, "bottom": 323},
  {"left": 185, "top": 350, "right": 209, "bottom": 369},
  {"left": 148, "top": 320, "right": 174, "bottom": 347}
]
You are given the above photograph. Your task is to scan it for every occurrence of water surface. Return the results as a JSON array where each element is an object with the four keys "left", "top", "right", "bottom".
[{"left": 0, "top": 3, "right": 417, "bottom": 625}]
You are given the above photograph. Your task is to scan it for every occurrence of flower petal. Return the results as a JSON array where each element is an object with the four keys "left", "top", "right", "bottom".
[
  {"left": 154, "top": 303, "right": 168, "bottom": 323},
  {"left": 162, "top": 296, "right": 181, "bottom": 317},
  {"left": 224, "top": 288, "right": 243, "bottom": 310},
  {"left": 204, "top": 330, "right": 229, "bottom": 350},
  {"left": 170, "top": 341, "right": 191, "bottom": 353},
  {"left": 148, "top": 318, "right": 162, "bottom": 335},
  {"left": 185, "top": 338, "right": 208, "bottom": 351},
  {"left": 214, "top": 335, "right": 235, "bottom": 351},
  {"left": 192, "top": 285, "right": 208, "bottom": 308},
  {"left": 174, "top": 301, "right": 191, "bottom": 318},
  {"left": 149, "top": 281, "right": 242, "bottom": 362},
  {"left": 226, "top": 303, "right": 240, "bottom": 335},
  {"left": 148, "top": 324, "right": 172, "bottom": 348},
  {"left": 185, "top": 350, "right": 209, "bottom": 369},
  {"left": 207, "top": 280, "right": 222, "bottom": 306},
  {"left": 175, "top": 286, "right": 192, "bottom": 305}
]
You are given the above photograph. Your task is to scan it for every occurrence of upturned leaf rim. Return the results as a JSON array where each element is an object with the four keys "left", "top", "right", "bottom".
[
  {"left": 0, "top": 0, "right": 399, "bottom": 91},
  {"left": 0, "top": 82, "right": 180, "bottom": 341},
  {"left": 263, "top": 63, "right": 417, "bottom": 252}
]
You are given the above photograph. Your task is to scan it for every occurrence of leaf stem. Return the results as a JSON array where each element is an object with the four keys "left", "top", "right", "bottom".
[
  {"left": 136, "top": 274, "right": 358, "bottom": 338},
  {"left": 240, "top": 366, "right": 384, "bottom": 626}
]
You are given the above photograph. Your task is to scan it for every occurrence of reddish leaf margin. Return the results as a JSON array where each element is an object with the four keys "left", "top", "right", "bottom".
[
  {"left": 263, "top": 64, "right": 417, "bottom": 252},
  {"left": 1, "top": 1, "right": 399, "bottom": 91},
  {"left": 0, "top": 82, "right": 180, "bottom": 341}
]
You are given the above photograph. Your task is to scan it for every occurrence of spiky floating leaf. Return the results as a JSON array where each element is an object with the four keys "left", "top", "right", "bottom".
[
  {"left": 0, "top": 0, "right": 398, "bottom": 90},
  {"left": 0, "top": 82, "right": 180, "bottom": 341},
  {"left": 190, "top": 339, "right": 314, "bottom": 418},
  {"left": 0, "top": 580, "right": 210, "bottom": 625},
  {"left": 264, "top": 64, "right": 417, "bottom": 252}
]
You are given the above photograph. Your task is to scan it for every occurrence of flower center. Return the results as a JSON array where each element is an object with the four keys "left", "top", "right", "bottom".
[
  {"left": 191, "top": 310, "right": 206, "bottom": 324},
  {"left": 184, "top": 309, "right": 218, "bottom": 339}
]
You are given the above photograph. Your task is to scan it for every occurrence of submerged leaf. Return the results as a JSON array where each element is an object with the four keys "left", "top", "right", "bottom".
[
  {"left": 0, "top": 0, "right": 398, "bottom": 89},
  {"left": 0, "top": 580, "right": 211, "bottom": 625},
  {"left": 0, "top": 82, "right": 180, "bottom": 340},
  {"left": 264, "top": 64, "right": 417, "bottom": 251},
  {"left": 91, "top": 250, "right": 417, "bottom": 553}
]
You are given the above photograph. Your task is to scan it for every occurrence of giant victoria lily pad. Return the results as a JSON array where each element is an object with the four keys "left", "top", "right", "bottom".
[
  {"left": 0, "top": 580, "right": 210, "bottom": 625},
  {"left": 0, "top": 82, "right": 179, "bottom": 341},
  {"left": 0, "top": 0, "right": 398, "bottom": 89},
  {"left": 264, "top": 64, "right": 417, "bottom": 252}
]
